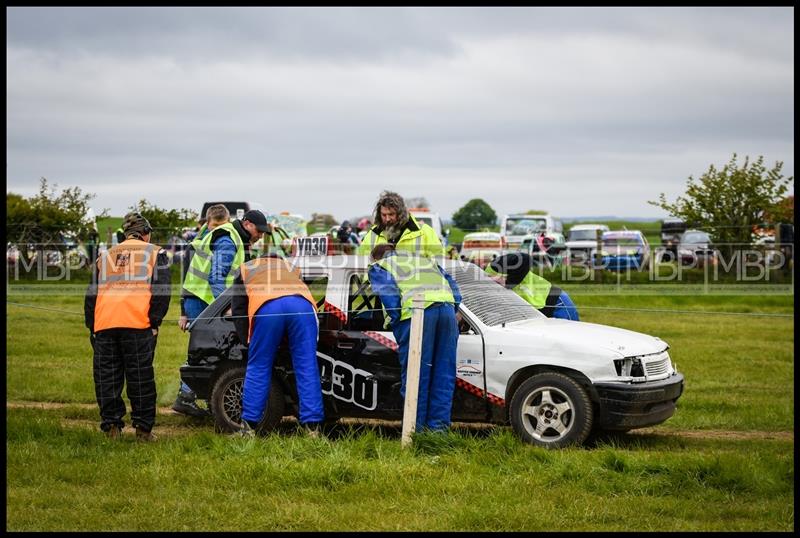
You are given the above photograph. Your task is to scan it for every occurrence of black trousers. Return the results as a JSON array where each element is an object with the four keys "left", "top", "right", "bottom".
[{"left": 92, "top": 328, "right": 157, "bottom": 432}]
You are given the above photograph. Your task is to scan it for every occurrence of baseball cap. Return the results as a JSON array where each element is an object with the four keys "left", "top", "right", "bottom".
[{"left": 242, "top": 210, "right": 271, "bottom": 232}]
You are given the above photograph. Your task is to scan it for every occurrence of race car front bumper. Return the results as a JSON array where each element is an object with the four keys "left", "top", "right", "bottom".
[
  {"left": 592, "top": 373, "right": 685, "bottom": 430},
  {"left": 179, "top": 364, "right": 217, "bottom": 401}
]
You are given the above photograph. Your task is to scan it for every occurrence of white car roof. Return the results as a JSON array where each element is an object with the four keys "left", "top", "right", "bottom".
[
  {"left": 570, "top": 224, "right": 608, "bottom": 231},
  {"left": 463, "top": 232, "right": 502, "bottom": 241}
]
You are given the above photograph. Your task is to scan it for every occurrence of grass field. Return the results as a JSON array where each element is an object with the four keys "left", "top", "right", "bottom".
[{"left": 5, "top": 281, "right": 794, "bottom": 531}]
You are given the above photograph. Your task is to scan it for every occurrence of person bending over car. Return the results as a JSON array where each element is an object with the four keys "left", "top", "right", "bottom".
[
  {"left": 485, "top": 252, "right": 579, "bottom": 321},
  {"left": 368, "top": 243, "right": 462, "bottom": 432},
  {"left": 230, "top": 254, "right": 325, "bottom": 437}
]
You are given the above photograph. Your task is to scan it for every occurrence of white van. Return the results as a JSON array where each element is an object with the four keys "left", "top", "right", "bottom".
[
  {"left": 409, "top": 208, "right": 449, "bottom": 246},
  {"left": 500, "top": 213, "right": 563, "bottom": 250},
  {"left": 565, "top": 223, "right": 609, "bottom": 262}
]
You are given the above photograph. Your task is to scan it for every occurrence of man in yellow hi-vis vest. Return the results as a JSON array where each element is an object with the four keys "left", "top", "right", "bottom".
[
  {"left": 357, "top": 191, "right": 445, "bottom": 258},
  {"left": 172, "top": 208, "right": 271, "bottom": 416},
  {"left": 367, "top": 243, "right": 461, "bottom": 432}
]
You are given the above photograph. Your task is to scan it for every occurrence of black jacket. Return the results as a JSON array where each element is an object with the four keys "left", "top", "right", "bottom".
[{"left": 84, "top": 246, "right": 172, "bottom": 333}]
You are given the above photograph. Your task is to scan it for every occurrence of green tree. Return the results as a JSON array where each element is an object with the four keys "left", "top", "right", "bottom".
[
  {"left": 128, "top": 199, "right": 198, "bottom": 244},
  {"left": 452, "top": 198, "right": 498, "bottom": 231},
  {"left": 649, "top": 154, "right": 793, "bottom": 257},
  {"left": 7, "top": 178, "right": 106, "bottom": 263}
]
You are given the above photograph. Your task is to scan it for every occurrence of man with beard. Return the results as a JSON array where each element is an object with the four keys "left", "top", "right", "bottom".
[{"left": 357, "top": 191, "right": 445, "bottom": 259}]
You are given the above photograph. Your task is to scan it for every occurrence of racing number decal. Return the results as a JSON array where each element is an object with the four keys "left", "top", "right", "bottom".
[{"left": 318, "top": 352, "right": 378, "bottom": 410}]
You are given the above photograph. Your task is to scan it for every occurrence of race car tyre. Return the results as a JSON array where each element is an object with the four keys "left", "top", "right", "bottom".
[
  {"left": 210, "top": 366, "right": 285, "bottom": 435},
  {"left": 509, "top": 372, "right": 593, "bottom": 448}
]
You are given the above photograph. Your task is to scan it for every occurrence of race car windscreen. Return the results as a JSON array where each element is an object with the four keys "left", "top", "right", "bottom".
[{"left": 447, "top": 262, "right": 543, "bottom": 326}]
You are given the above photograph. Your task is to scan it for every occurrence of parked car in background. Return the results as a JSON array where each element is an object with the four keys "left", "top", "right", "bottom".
[
  {"left": 677, "top": 230, "right": 717, "bottom": 267},
  {"left": 565, "top": 224, "right": 609, "bottom": 264},
  {"left": 179, "top": 256, "right": 684, "bottom": 449},
  {"left": 463, "top": 249, "right": 504, "bottom": 269},
  {"left": 660, "top": 218, "right": 687, "bottom": 256},
  {"left": 200, "top": 201, "right": 250, "bottom": 222},
  {"left": 601, "top": 231, "right": 651, "bottom": 271},
  {"left": 520, "top": 232, "right": 568, "bottom": 268},
  {"left": 408, "top": 208, "right": 449, "bottom": 246},
  {"left": 459, "top": 231, "right": 505, "bottom": 262},
  {"left": 500, "top": 213, "right": 563, "bottom": 250}
]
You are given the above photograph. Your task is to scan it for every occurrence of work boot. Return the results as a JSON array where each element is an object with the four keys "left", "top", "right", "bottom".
[
  {"left": 105, "top": 424, "right": 122, "bottom": 439},
  {"left": 172, "top": 389, "right": 210, "bottom": 418},
  {"left": 135, "top": 426, "right": 157, "bottom": 442}
]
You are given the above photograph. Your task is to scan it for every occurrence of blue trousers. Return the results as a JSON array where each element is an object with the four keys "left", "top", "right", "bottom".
[
  {"left": 393, "top": 302, "right": 458, "bottom": 432},
  {"left": 241, "top": 295, "right": 324, "bottom": 425},
  {"left": 180, "top": 296, "right": 210, "bottom": 394},
  {"left": 552, "top": 291, "right": 579, "bottom": 321}
]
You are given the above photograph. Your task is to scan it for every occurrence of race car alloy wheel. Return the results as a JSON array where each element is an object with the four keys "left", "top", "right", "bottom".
[
  {"left": 210, "top": 366, "right": 285, "bottom": 434},
  {"left": 510, "top": 372, "right": 593, "bottom": 448}
]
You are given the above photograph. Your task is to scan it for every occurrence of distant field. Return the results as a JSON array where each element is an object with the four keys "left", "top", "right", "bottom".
[{"left": 95, "top": 216, "right": 123, "bottom": 242}]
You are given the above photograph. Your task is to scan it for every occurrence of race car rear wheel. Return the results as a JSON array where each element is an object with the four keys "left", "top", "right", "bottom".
[
  {"left": 509, "top": 372, "right": 593, "bottom": 448},
  {"left": 210, "top": 366, "right": 285, "bottom": 435}
]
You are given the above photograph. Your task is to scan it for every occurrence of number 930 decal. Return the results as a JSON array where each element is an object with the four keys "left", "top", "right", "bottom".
[{"left": 317, "top": 352, "right": 378, "bottom": 410}]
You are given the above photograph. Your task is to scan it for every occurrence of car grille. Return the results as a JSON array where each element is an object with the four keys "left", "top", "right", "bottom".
[{"left": 644, "top": 354, "right": 671, "bottom": 377}]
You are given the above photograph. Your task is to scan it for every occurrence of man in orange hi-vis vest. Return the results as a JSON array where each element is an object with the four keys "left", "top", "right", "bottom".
[
  {"left": 84, "top": 212, "right": 171, "bottom": 441},
  {"left": 230, "top": 254, "right": 324, "bottom": 438}
]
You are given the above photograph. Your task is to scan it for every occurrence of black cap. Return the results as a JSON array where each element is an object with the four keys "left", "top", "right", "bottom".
[{"left": 242, "top": 210, "right": 271, "bottom": 232}]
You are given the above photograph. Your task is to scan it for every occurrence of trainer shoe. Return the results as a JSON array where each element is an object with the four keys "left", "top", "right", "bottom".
[
  {"left": 302, "top": 422, "right": 323, "bottom": 439},
  {"left": 135, "top": 426, "right": 157, "bottom": 442},
  {"left": 233, "top": 420, "right": 256, "bottom": 439},
  {"left": 171, "top": 390, "right": 210, "bottom": 418}
]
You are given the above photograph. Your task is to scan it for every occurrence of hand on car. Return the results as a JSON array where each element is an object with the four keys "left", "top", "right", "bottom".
[{"left": 178, "top": 315, "right": 189, "bottom": 331}]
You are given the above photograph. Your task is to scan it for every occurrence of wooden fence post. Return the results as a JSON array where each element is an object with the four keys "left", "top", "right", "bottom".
[{"left": 401, "top": 294, "right": 426, "bottom": 449}]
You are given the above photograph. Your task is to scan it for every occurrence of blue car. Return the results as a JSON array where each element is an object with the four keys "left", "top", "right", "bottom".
[{"left": 600, "top": 231, "right": 651, "bottom": 271}]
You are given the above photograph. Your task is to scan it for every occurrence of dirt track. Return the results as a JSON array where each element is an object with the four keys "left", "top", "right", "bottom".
[{"left": 7, "top": 400, "right": 794, "bottom": 441}]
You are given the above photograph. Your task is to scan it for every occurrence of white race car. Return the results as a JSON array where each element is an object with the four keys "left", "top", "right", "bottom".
[{"left": 180, "top": 256, "right": 684, "bottom": 448}]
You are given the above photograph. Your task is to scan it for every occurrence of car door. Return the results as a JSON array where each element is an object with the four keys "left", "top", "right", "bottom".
[
  {"left": 452, "top": 307, "right": 491, "bottom": 422},
  {"left": 315, "top": 271, "right": 404, "bottom": 420}
]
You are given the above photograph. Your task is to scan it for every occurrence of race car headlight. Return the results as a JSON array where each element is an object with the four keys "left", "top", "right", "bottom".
[{"left": 613, "top": 357, "right": 645, "bottom": 377}]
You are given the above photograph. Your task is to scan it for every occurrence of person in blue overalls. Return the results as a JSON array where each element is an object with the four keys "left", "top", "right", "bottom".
[{"left": 367, "top": 243, "right": 462, "bottom": 432}]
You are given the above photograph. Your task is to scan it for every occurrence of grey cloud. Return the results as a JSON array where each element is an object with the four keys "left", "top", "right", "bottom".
[{"left": 6, "top": 7, "right": 794, "bottom": 219}]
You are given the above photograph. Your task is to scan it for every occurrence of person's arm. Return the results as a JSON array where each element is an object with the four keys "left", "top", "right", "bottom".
[
  {"left": 209, "top": 235, "right": 237, "bottom": 299},
  {"left": 230, "top": 273, "right": 250, "bottom": 344},
  {"left": 368, "top": 264, "right": 401, "bottom": 328},
  {"left": 357, "top": 230, "right": 377, "bottom": 255},
  {"left": 84, "top": 261, "right": 99, "bottom": 333},
  {"left": 148, "top": 249, "right": 172, "bottom": 331},
  {"left": 422, "top": 227, "right": 446, "bottom": 258}
]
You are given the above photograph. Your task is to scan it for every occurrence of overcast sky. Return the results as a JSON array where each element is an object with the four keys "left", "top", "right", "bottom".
[{"left": 6, "top": 6, "right": 794, "bottom": 223}]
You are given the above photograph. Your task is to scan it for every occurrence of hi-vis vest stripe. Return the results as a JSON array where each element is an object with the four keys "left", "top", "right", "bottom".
[
  {"left": 484, "top": 264, "right": 552, "bottom": 309},
  {"left": 240, "top": 257, "right": 316, "bottom": 340},
  {"left": 94, "top": 239, "right": 159, "bottom": 331},
  {"left": 375, "top": 252, "right": 454, "bottom": 321},
  {"left": 357, "top": 215, "right": 445, "bottom": 258},
  {"left": 182, "top": 222, "right": 245, "bottom": 304}
]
